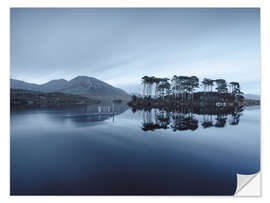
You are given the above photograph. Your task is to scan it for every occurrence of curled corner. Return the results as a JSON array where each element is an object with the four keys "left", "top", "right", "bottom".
[{"left": 234, "top": 172, "right": 261, "bottom": 196}]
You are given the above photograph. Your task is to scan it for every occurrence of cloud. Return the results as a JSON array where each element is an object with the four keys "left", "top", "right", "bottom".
[{"left": 11, "top": 8, "right": 260, "bottom": 94}]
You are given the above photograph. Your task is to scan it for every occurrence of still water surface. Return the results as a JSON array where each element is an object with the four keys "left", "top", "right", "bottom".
[{"left": 10, "top": 104, "right": 260, "bottom": 195}]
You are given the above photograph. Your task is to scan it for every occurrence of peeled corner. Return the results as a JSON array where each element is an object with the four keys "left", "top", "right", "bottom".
[{"left": 234, "top": 172, "right": 261, "bottom": 196}]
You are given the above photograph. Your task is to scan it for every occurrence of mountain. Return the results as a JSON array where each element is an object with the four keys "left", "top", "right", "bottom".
[
  {"left": 40, "top": 79, "right": 69, "bottom": 92},
  {"left": 244, "top": 94, "right": 260, "bottom": 100},
  {"left": 11, "top": 76, "right": 130, "bottom": 102},
  {"left": 60, "top": 76, "right": 130, "bottom": 101},
  {"left": 11, "top": 79, "right": 41, "bottom": 91}
]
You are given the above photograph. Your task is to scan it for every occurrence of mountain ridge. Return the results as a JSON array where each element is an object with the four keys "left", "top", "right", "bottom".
[
  {"left": 11, "top": 76, "right": 130, "bottom": 102},
  {"left": 244, "top": 94, "right": 260, "bottom": 100}
]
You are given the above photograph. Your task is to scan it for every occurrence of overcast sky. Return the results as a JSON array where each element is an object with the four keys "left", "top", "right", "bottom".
[{"left": 11, "top": 8, "right": 260, "bottom": 94}]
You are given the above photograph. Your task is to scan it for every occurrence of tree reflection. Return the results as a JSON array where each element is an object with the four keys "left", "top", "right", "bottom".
[
  {"left": 201, "top": 115, "right": 213, "bottom": 129},
  {"left": 142, "top": 110, "right": 170, "bottom": 131},
  {"left": 171, "top": 112, "right": 198, "bottom": 131},
  {"left": 229, "top": 106, "right": 243, "bottom": 126},
  {"left": 136, "top": 106, "right": 243, "bottom": 132},
  {"left": 215, "top": 115, "right": 227, "bottom": 128}
]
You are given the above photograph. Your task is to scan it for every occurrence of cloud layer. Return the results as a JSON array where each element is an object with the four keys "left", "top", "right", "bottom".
[{"left": 11, "top": 8, "right": 260, "bottom": 94}]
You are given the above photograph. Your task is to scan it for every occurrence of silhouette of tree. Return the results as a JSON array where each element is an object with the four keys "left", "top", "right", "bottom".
[
  {"left": 215, "top": 79, "right": 228, "bottom": 93},
  {"left": 139, "top": 75, "right": 244, "bottom": 108},
  {"left": 202, "top": 78, "right": 210, "bottom": 92}
]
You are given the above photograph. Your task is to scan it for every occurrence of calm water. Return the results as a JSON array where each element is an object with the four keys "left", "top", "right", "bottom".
[{"left": 10, "top": 104, "right": 260, "bottom": 195}]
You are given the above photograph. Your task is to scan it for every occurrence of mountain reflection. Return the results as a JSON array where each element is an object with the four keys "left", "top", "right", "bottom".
[
  {"left": 134, "top": 106, "right": 243, "bottom": 132},
  {"left": 11, "top": 103, "right": 128, "bottom": 127},
  {"left": 55, "top": 104, "right": 128, "bottom": 127}
]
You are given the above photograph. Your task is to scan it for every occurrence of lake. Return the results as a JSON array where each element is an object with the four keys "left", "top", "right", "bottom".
[{"left": 10, "top": 104, "right": 260, "bottom": 195}]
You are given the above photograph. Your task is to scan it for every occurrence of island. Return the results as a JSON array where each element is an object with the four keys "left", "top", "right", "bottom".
[{"left": 128, "top": 76, "right": 260, "bottom": 110}]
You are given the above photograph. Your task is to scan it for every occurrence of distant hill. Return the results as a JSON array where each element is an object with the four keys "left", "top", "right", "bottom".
[
  {"left": 11, "top": 79, "right": 41, "bottom": 91},
  {"left": 244, "top": 94, "right": 260, "bottom": 100},
  {"left": 11, "top": 76, "right": 130, "bottom": 102}
]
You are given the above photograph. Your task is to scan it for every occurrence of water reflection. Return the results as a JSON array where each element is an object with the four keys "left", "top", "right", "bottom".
[
  {"left": 11, "top": 103, "right": 128, "bottom": 127},
  {"left": 10, "top": 104, "right": 260, "bottom": 195},
  {"left": 12, "top": 104, "right": 243, "bottom": 131},
  {"left": 135, "top": 106, "right": 243, "bottom": 132}
]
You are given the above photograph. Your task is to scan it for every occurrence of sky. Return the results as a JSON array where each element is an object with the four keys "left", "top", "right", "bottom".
[{"left": 10, "top": 8, "right": 260, "bottom": 94}]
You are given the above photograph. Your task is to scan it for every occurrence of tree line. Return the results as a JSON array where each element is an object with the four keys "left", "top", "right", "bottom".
[{"left": 141, "top": 75, "right": 242, "bottom": 98}]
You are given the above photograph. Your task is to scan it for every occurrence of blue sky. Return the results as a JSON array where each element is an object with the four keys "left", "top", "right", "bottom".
[{"left": 10, "top": 8, "right": 260, "bottom": 94}]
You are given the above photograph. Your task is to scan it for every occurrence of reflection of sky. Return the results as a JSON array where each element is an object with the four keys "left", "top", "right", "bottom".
[
  {"left": 11, "top": 106, "right": 260, "bottom": 194},
  {"left": 11, "top": 8, "right": 260, "bottom": 94}
]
